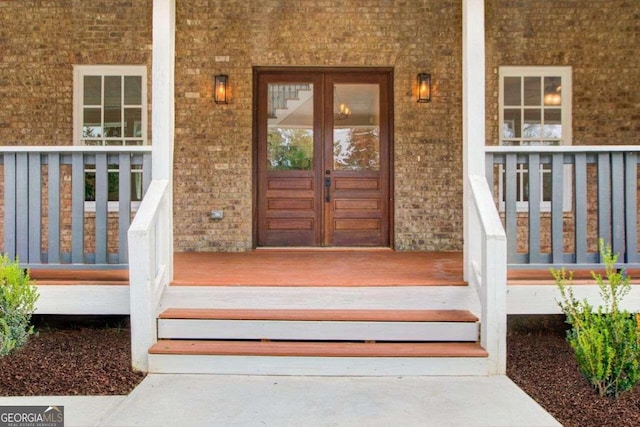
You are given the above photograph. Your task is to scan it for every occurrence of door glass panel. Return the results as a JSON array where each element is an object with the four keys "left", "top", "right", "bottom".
[
  {"left": 333, "top": 83, "right": 380, "bottom": 171},
  {"left": 267, "top": 83, "right": 314, "bottom": 170}
]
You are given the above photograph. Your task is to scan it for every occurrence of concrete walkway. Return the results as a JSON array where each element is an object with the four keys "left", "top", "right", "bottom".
[{"left": 1, "top": 375, "right": 560, "bottom": 426}]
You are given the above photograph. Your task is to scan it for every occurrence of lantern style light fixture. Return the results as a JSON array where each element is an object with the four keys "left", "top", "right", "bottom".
[
  {"left": 417, "top": 73, "right": 431, "bottom": 103},
  {"left": 214, "top": 74, "right": 229, "bottom": 104}
]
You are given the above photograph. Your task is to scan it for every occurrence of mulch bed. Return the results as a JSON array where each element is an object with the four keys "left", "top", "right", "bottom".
[
  {"left": 507, "top": 315, "right": 640, "bottom": 427},
  {"left": 1, "top": 315, "right": 639, "bottom": 427},
  {"left": 0, "top": 316, "right": 145, "bottom": 396}
]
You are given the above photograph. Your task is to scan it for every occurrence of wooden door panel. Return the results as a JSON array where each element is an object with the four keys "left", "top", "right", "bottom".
[
  {"left": 329, "top": 176, "right": 386, "bottom": 246},
  {"left": 261, "top": 174, "right": 319, "bottom": 246},
  {"left": 334, "top": 199, "right": 380, "bottom": 210}
]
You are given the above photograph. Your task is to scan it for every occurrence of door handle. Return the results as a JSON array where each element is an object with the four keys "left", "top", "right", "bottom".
[{"left": 324, "top": 177, "right": 331, "bottom": 202}]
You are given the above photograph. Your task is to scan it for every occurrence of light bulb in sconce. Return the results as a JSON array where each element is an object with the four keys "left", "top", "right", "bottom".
[
  {"left": 417, "top": 73, "right": 431, "bottom": 103},
  {"left": 214, "top": 74, "right": 229, "bottom": 104}
]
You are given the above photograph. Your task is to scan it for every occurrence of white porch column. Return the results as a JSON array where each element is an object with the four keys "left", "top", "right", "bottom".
[
  {"left": 462, "top": 0, "right": 486, "bottom": 281},
  {"left": 151, "top": 0, "right": 175, "bottom": 278}
]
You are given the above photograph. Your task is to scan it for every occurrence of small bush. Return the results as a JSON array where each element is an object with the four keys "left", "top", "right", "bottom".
[
  {"left": 553, "top": 240, "right": 640, "bottom": 398},
  {"left": 0, "top": 255, "right": 39, "bottom": 356}
]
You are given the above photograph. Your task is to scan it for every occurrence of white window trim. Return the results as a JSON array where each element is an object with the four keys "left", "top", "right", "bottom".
[
  {"left": 73, "top": 65, "right": 148, "bottom": 212},
  {"left": 498, "top": 66, "right": 572, "bottom": 212},
  {"left": 73, "top": 65, "right": 148, "bottom": 146}
]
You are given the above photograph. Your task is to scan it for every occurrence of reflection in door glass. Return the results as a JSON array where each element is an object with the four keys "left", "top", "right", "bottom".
[
  {"left": 333, "top": 84, "right": 380, "bottom": 171},
  {"left": 267, "top": 83, "right": 314, "bottom": 170}
]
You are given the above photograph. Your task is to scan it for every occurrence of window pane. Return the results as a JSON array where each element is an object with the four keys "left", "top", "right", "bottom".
[
  {"left": 544, "top": 76, "right": 562, "bottom": 106},
  {"left": 523, "top": 77, "right": 541, "bottom": 106},
  {"left": 503, "top": 109, "right": 521, "bottom": 138},
  {"left": 103, "top": 107, "right": 122, "bottom": 137},
  {"left": 503, "top": 77, "right": 521, "bottom": 106},
  {"left": 124, "top": 108, "right": 142, "bottom": 137},
  {"left": 267, "top": 83, "right": 314, "bottom": 171},
  {"left": 523, "top": 109, "right": 542, "bottom": 139},
  {"left": 544, "top": 109, "right": 562, "bottom": 139},
  {"left": 83, "top": 76, "right": 101, "bottom": 105},
  {"left": 125, "top": 140, "right": 144, "bottom": 146},
  {"left": 124, "top": 76, "right": 142, "bottom": 105},
  {"left": 83, "top": 108, "right": 102, "bottom": 137},
  {"left": 333, "top": 83, "right": 380, "bottom": 171},
  {"left": 104, "top": 76, "right": 122, "bottom": 107},
  {"left": 85, "top": 170, "right": 96, "bottom": 201}
]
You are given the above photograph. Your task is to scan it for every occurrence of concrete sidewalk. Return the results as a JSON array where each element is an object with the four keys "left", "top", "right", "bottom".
[{"left": 0, "top": 375, "right": 560, "bottom": 426}]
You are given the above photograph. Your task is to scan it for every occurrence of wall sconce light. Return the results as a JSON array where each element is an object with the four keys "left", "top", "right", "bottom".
[
  {"left": 417, "top": 73, "right": 431, "bottom": 103},
  {"left": 214, "top": 74, "right": 229, "bottom": 104}
]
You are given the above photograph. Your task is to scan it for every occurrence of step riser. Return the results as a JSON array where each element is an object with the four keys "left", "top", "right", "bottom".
[
  {"left": 148, "top": 354, "right": 489, "bottom": 376},
  {"left": 157, "top": 319, "right": 479, "bottom": 342}
]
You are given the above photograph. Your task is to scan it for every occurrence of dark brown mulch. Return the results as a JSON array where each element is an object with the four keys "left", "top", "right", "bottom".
[
  {"left": 507, "top": 315, "right": 640, "bottom": 427},
  {"left": 0, "top": 316, "right": 145, "bottom": 396}
]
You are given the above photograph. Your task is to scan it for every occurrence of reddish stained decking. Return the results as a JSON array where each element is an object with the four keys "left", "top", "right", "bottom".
[
  {"left": 171, "top": 250, "right": 467, "bottom": 287},
  {"left": 27, "top": 250, "right": 640, "bottom": 287}
]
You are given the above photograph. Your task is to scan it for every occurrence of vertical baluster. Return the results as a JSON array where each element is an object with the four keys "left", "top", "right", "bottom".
[
  {"left": 95, "top": 153, "right": 108, "bottom": 264},
  {"left": 597, "top": 153, "right": 612, "bottom": 255},
  {"left": 16, "top": 153, "right": 29, "bottom": 262},
  {"left": 528, "top": 154, "right": 541, "bottom": 264},
  {"left": 3, "top": 153, "right": 17, "bottom": 259},
  {"left": 610, "top": 153, "right": 625, "bottom": 257},
  {"left": 118, "top": 153, "right": 132, "bottom": 263},
  {"left": 47, "top": 153, "right": 61, "bottom": 264},
  {"left": 624, "top": 152, "right": 638, "bottom": 263},
  {"left": 574, "top": 153, "right": 588, "bottom": 264},
  {"left": 71, "top": 153, "right": 85, "bottom": 263},
  {"left": 505, "top": 153, "right": 518, "bottom": 263},
  {"left": 28, "top": 153, "right": 42, "bottom": 264},
  {"left": 551, "top": 153, "right": 565, "bottom": 264}
]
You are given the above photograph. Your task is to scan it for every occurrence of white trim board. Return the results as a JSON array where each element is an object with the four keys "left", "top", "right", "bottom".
[
  {"left": 148, "top": 354, "right": 489, "bottom": 376},
  {"left": 34, "top": 285, "right": 130, "bottom": 315},
  {"left": 507, "top": 284, "right": 640, "bottom": 315}
]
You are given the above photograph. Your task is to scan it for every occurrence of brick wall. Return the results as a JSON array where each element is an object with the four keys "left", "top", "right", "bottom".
[
  {"left": 1, "top": 1, "right": 637, "bottom": 255},
  {"left": 173, "top": 0, "right": 464, "bottom": 252}
]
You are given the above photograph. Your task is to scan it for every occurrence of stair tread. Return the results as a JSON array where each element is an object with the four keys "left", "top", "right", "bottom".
[
  {"left": 149, "top": 340, "right": 488, "bottom": 358},
  {"left": 159, "top": 308, "right": 478, "bottom": 322}
]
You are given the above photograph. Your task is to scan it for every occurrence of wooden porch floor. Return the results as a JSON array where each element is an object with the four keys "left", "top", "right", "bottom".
[
  {"left": 172, "top": 250, "right": 466, "bottom": 287},
  {"left": 28, "top": 250, "right": 640, "bottom": 287}
]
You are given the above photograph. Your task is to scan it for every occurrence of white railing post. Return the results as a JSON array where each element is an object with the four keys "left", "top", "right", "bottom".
[
  {"left": 151, "top": 0, "right": 175, "bottom": 281},
  {"left": 128, "top": 179, "right": 170, "bottom": 372},
  {"left": 469, "top": 174, "right": 507, "bottom": 375},
  {"left": 463, "top": 0, "right": 486, "bottom": 282}
]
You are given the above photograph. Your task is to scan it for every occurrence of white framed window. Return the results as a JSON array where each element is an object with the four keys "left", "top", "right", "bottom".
[
  {"left": 498, "top": 66, "right": 572, "bottom": 211},
  {"left": 73, "top": 65, "right": 148, "bottom": 210}
]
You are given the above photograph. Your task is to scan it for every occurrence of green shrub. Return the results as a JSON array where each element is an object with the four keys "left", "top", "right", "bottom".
[
  {"left": 0, "top": 255, "right": 39, "bottom": 356},
  {"left": 553, "top": 240, "right": 640, "bottom": 398}
]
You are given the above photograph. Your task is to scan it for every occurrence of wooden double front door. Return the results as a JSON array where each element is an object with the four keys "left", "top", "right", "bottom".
[{"left": 255, "top": 68, "right": 393, "bottom": 247}]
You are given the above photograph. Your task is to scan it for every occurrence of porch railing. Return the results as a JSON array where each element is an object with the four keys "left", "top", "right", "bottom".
[
  {"left": 128, "top": 179, "right": 172, "bottom": 371},
  {"left": 0, "top": 146, "right": 152, "bottom": 269},
  {"left": 468, "top": 174, "right": 507, "bottom": 375},
  {"left": 486, "top": 146, "right": 640, "bottom": 269}
]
